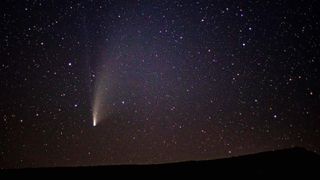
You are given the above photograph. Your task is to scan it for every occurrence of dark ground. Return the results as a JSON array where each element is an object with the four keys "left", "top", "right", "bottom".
[{"left": 1, "top": 147, "right": 319, "bottom": 177}]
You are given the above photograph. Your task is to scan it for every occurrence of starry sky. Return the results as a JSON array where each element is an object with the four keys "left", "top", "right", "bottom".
[{"left": 1, "top": 0, "right": 320, "bottom": 168}]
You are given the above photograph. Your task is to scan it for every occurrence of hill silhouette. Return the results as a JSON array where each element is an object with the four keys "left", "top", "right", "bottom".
[{"left": 1, "top": 147, "right": 319, "bottom": 177}]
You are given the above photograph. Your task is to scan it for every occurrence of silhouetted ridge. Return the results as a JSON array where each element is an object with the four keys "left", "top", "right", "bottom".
[{"left": 2, "top": 147, "right": 319, "bottom": 177}]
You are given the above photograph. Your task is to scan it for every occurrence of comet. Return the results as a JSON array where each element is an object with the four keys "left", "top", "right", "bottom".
[
  {"left": 91, "top": 49, "right": 118, "bottom": 127},
  {"left": 92, "top": 65, "right": 110, "bottom": 127},
  {"left": 92, "top": 77, "right": 106, "bottom": 127},
  {"left": 93, "top": 115, "right": 97, "bottom": 127}
]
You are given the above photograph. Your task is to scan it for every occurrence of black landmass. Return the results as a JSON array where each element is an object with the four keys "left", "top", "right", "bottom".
[{"left": 1, "top": 147, "right": 319, "bottom": 177}]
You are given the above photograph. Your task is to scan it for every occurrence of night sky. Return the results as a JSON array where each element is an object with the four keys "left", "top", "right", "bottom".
[{"left": 1, "top": 0, "right": 320, "bottom": 168}]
